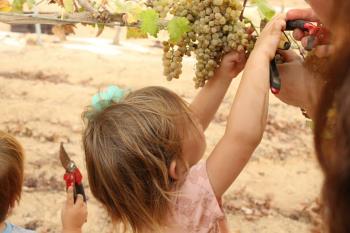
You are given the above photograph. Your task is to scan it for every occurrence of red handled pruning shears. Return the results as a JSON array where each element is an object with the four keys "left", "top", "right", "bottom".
[
  {"left": 59, "top": 143, "right": 86, "bottom": 202},
  {"left": 286, "top": 20, "right": 322, "bottom": 50},
  {"left": 269, "top": 20, "right": 322, "bottom": 95}
]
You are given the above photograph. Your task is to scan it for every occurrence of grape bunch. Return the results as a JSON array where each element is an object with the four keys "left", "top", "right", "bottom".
[
  {"left": 151, "top": 0, "right": 172, "bottom": 18},
  {"left": 161, "top": 0, "right": 255, "bottom": 88}
]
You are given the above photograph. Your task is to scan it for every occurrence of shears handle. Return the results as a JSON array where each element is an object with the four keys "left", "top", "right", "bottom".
[
  {"left": 64, "top": 169, "right": 87, "bottom": 203},
  {"left": 74, "top": 182, "right": 87, "bottom": 203},
  {"left": 270, "top": 58, "right": 281, "bottom": 94},
  {"left": 286, "top": 20, "right": 321, "bottom": 35},
  {"left": 286, "top": 20, "right": 309, "bottom": 31},
  {"left": 269, "top": 19, "right": 322, "bottom": 94}
]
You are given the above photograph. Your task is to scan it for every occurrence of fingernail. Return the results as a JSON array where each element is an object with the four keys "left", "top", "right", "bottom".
[{"left": 306, "top": 36, "right": 315, "bottom": 51}]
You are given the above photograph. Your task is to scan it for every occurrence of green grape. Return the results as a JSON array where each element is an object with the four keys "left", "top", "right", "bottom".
[
  {"left": 159, "top": 0, "right": 255, "bottom": 88},
  {"left": 213, "top": 0, "right": 223, "bottom": 6},
  {"left": 153, "top": 0, "right": 172, "bottom": 18}
]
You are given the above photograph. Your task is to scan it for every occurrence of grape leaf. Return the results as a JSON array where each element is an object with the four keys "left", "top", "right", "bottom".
[
  {"left": 12, "top": 0, "right": 36, "bottom": 11},
  {"left": 254, "top": 0, "right": 275, "bottom": 20},
  {"left": 167, "top": 17, "right": 190, "bottom": 43},
  {"left": 0, "top": 0, "right": 11, "bottom": 12},
  {"left": 26, "top": 0, "right": 35, "bottom": 9},
  {"left": 12, "top": 0, "right": 25, "bottom": 12},
  {"left": 63, "top": 0, "right": 73, "bottom": 13},
  {"left": 115, "top": 0, "right": 144, "bottom": 23},
  {"left": 139, "top": 9, "right": 159, "bottom": 37}
]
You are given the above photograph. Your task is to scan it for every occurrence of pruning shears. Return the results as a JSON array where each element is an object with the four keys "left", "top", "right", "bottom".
[
  {"left": 59, "top": 143, "right": 86, "bottom": 203},
  {"left": 269, "top": 19, "right": 322, "bottom": 95},
  {"left": 286, "top": 20, "right": 322, "bottom": 50}
]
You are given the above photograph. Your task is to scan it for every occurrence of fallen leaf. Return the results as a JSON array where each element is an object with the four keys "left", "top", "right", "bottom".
[{"left": 52, "top": 24, "right": 75, "bottom": 41}]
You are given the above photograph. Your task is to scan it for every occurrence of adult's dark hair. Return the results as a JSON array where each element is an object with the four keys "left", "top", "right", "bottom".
[{"left": 314, "top": 1, "right": 350, "bottom": 232}]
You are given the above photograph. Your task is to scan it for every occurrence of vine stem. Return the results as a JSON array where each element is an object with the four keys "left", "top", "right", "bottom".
[
  {"left": 289, "top": 33, "right": 306, "bottom": 59},
  {"left": 240, "top": 0, "right": 248, "bottom": 21},
  {"left": 243, "top": 17, "right": 259, "bottom": 36},
  {"left": 76, "top": 0, "right": 98, "bottom": 14}
]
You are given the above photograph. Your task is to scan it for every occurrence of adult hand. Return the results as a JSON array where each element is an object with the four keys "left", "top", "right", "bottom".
[
  {"left": 287, "top": 8, "right": 333, "bottom": 58},
  {"left": 276, "top": 50, "right": 324, "bottom": 120}
]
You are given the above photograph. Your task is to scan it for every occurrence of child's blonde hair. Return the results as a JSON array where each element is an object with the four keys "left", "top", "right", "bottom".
[
  {"left": 83, "top": 86, "right": 197, "bottom": 233},
  {"left": 0, "top": 131, "right": 24, "bottom": 223}
]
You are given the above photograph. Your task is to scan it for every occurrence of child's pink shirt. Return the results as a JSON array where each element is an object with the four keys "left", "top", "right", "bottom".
[{"left": 166, "top": 161, "right": 230, "bottom": 233}]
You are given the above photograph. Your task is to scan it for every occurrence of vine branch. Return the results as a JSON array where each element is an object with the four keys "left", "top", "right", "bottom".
[
  {"left": 76, "top": 0, "right": 98, "bottom": 14},
  {"left": 0, "top": 11, "right": 127, "bottom": 26}
]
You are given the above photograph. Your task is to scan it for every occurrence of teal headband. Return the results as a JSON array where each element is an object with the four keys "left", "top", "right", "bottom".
[{"left": 92, "top": 85, "right": 126, "bottom": 112}]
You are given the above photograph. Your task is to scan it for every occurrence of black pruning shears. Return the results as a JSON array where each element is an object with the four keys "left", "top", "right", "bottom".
[
  {"left": 59, "top": 143, "right": 86, "bottom": 203},
  {"left": 269, "top": 19, "right": 322, "bottom": 94}
]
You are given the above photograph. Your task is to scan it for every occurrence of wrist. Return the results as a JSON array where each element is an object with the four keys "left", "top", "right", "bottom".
[{"left": 212, "top": 69, "right": 235, "bottom": 84}]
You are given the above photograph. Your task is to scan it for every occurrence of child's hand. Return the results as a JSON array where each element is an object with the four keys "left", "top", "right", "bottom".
[
  {"left": 276, "top": 50, "right": 324, "bottom": 119},
  {"left": 61, "top": 187, "right": 88, "bottom": 233},
  {"left": 215, "top": 51, "right": 246, "bottom": 80},
  {"left": 252, "top": 14, "right": 287, "bottom": 60}
]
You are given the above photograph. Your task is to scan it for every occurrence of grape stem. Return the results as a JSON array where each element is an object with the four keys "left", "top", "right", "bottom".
[
  {"left": 289, "top": 33, "right": 306, "bottom": 59},
  {"left": 239, "top": 0, "right": 248, "bottom": 21},
  {"left": 243, "top": 17, "right": 259, "bottom": 36}
]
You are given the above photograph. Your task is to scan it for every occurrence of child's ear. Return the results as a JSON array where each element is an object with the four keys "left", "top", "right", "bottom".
[{"left": 169, "top": 160, "right": 179, "bottom": 181}]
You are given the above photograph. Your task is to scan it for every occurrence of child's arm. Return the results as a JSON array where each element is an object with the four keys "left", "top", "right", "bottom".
[
  {"left": 190, "top": 51, "right": 246, "bottom": 130},
  {"left": 61, "top": 187, "right": 87, "bottom": 233},
  {"left": 207, "top": 15, "right": 286, "bottom": 198}
]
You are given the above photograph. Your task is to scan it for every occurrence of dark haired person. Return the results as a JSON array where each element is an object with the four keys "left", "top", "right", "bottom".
[{"left": 276, "top": 1, "right": 350, "bottom": 232}]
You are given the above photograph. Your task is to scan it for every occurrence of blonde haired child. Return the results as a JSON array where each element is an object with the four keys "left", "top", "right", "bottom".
[{"left": 62, "top": 14, "right": 286, "bottom": 233}]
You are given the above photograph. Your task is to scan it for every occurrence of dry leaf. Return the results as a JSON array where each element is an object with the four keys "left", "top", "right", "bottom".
[
  {"left": 0, "top": 0, "right": 11, "bottom": 12},
  {"left": 52, "top": 24, "right": 75, "bottom": 41},
  {"left": 48, "top": 0, "right": 64, "bottom": 7}
]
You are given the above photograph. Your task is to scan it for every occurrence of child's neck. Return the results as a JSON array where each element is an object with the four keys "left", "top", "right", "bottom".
[{"left": 0, "top": 222, "right": 6, "bottom": 233}]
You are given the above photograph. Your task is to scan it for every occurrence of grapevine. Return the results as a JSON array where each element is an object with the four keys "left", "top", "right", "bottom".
[{"left": 0, "top": 0, "right": 283, "bottom": 88}]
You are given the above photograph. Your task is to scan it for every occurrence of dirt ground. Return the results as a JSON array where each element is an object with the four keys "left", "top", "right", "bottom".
[{"left": 0, "top": 0, "right": 325, "bottom": 232}]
